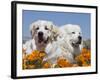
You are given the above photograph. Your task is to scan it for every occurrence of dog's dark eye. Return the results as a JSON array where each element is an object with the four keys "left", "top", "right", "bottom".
[
  {"left": 36, "top": 27, "right": 39, "bottom": 30},
  {"left": 72, "top": 32, "right": 75, "bottom": 34},
  {"left": 45, "top": 26, "right": 48, "bottom": 30}
]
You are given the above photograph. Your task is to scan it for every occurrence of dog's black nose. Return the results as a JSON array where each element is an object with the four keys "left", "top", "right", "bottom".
[
  {"left": 78, "top": 36, "right": 82, "bottom": 41},
  {"left": 38, "top": 32, "right": 43, "bottom": 36}
]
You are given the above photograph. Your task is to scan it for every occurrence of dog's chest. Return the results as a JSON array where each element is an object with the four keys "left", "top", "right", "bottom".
[
  {"left": 36, "top": 42, "right": 47, "bottom": 51},
  {"left": 73, "top": 47, "right": 81, "bottom": 57}
]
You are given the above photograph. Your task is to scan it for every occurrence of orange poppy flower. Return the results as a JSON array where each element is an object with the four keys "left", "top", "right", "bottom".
[
  {"left": 43, "top": 62, "right": 51, "bottom": 68},
  {"left": 57, "top": 58, "right": 73, "bottom": 67}
]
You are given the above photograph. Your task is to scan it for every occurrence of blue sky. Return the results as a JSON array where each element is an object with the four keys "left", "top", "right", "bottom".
[{"left": 22, "top": 10, "right": 91, "bottom": 39}]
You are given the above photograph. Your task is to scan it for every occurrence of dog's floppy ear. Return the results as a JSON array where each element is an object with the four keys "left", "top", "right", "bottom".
[
  {"left": 51, "top": 25, "right": 59, "bottom": 41},
  {"left": 30, "top": 22, "right": 36, "bottom": 38}
]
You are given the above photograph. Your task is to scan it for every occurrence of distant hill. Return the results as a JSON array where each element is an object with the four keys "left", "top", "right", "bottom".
[
  {"left": 83, "top": 39, "right": 91, "bottom": 49},
  {"left": 23, "top": 36, "right": 31, "bottom": 44},
  {"left": 23, "top": 36, "right": 91, "bottom": 49}
]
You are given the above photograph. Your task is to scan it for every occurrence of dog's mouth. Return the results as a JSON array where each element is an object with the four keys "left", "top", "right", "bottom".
[
  {"left": 44, "top": 37, "right": 49, "bottom": 43},
  {"left": 76, "top": 40, "right": 82, "bottom": 44},
  {"left": 38, "top": 37, "right": 49, "bottom": 43},
  {"left": 38, "top": 37, "right": 44, "bottom": 43},
  {"left": 72, "top": 40, "right": 82, "bottom": 47}
]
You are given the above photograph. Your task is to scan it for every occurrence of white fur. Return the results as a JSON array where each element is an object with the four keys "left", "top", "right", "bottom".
[
  {"left": 45, "top": 24, "right": 83, "bottom": 64},
  {"left": 23, "top": 20, "right": 58, "bottom": 54}
]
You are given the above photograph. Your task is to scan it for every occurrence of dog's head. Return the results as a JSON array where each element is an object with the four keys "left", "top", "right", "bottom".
[
  {"left": 64, "top": 24, "right": 82, "bottom": 47},
  {"left": 30, "top": 20, "right": 58, "bottom": 43}
]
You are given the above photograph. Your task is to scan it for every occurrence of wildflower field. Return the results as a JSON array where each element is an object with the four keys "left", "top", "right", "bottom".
[{"left": 22, "top": 48, "right": 91, "bottom": 69}]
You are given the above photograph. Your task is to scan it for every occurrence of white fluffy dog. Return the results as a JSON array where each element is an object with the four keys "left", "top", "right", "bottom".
[
  {"left": 45, "top": 24, "right": 83, "bottom": 65},
  {"left": 23, "top": 20, "right": 58, "bottom": 54}
]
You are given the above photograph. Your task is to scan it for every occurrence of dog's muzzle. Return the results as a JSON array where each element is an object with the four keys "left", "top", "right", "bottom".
[
  {"left": 38, "top": 32, "right": 43, "bottom": 37},
  {"left": 76, "top": 36, "right": 82, "bottom": 44},
  {"left": 72, "top": 36, "right": 82, "bottom": 47},
  {"left": 38, "top": 32, "right": 44, "bottom": 42},
  {"left": 38, "top": 32, "right": 49, "bottom": 43}
]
